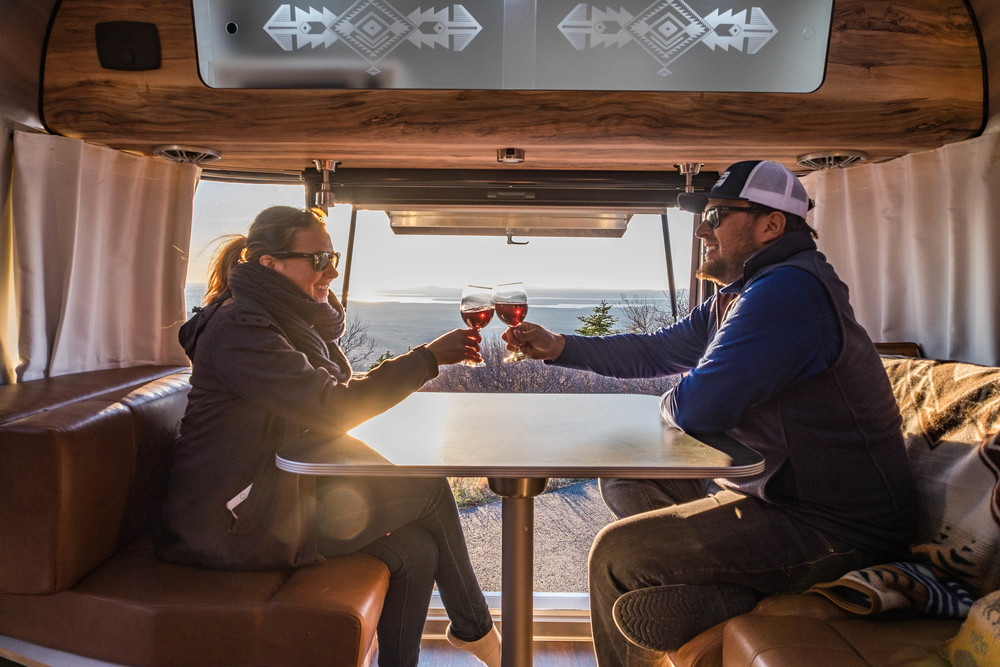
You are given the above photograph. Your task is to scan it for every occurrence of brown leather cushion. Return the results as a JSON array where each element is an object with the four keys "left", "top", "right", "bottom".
[
  {"left": 264, "top": 551, "right": 390, "bottom": 667},
  {"left": 0, "top": 536, "right": 389, "bottom": 667},
  {"left": 750, "top": 592, "right": 855, "bottom": 620},
  {"left": 722, "top": 613, "right": 960, "bottom": 667},
  {"left": 0, "top": 365, "right": 187, "bottom": 425},
  {"left": 0, "top": 399, "right": 137, "bottom": 593},
  {"left": 669, "top": 621, "right": 725, "bottom": 667},
  {"left": 0, "top": 535, "right": 285, "bottom": 665},
  {"left": 668, "top": 593, "right": 854, "bottom": 667},
  {"left": 0, "top": 370, "right": 191, "bottom": 594},
  {"left": 118, "top": 371, "right": 192, "bottom": 546}
]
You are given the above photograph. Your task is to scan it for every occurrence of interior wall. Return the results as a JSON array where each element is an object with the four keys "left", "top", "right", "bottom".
[
  {"left": 0, "top": 1, "right": 47, "bottom": 129},
  {"left": 968, "top": 0, "right": 999, "bottom": 128},
  {"left": 1, "top": 2, "right": 53, "bottom": 383}
]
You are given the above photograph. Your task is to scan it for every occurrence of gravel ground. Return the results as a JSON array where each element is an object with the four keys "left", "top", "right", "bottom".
[{"left": 458, "top": 479, "right": 614, "bottom": 593}]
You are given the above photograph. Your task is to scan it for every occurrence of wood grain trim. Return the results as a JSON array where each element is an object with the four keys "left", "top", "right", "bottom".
[{"left": 41, "top": 0, "right": 984, "bottom": 173}]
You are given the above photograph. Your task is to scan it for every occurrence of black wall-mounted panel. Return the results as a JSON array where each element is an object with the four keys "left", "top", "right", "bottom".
[{"left": 95, "top": 21, "right": 161, "bottom": 71}]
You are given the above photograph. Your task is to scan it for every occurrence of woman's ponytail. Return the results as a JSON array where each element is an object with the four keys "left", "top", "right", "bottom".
[{"left": 203, "top": 234, "right": 247, "bottom": 304}]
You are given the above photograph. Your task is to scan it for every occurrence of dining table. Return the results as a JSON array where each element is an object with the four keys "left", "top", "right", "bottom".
[{"left": 276, "top": 391, "right": 764, "bottom": 667}]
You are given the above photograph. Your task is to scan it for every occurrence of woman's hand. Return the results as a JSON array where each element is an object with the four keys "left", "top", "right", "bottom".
[
  {"left": 426, "top": 328, "right": 483, "bottom": 366},
  {"left": 501, "top": 322, "right": 565, "bottom": 361}
]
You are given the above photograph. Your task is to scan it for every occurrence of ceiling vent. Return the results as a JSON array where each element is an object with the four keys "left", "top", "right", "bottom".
[
  {"left": 797, "top": 150, "right": 868, "bottom": 171},
  {"left": 153, "top": 145, "right": 222, "bottom": 165}
]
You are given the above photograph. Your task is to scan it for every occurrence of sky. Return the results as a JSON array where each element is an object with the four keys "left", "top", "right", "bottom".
[{"left": 188, "top": 181, "right": 697, "bottom": 298}]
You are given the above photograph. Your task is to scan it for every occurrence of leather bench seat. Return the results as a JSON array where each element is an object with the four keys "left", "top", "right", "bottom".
[
  {"left": 0, "top": 366, "right": 389, "bottom": 667},
  {"left": 0, "top": 536, "right": 388, "bottom": 667},
  {"left": 670, "top": 593, "right": 961, "bottom": 667},
  {"left": 723, "top": 613, "right": 958, "bottom": 667}
]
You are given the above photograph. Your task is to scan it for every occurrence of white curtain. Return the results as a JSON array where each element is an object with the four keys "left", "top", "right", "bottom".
[
  {"left": 6, "top": 131, "right": 199, "bottom": 381},
  {"left": 803, "top": 132, "right": 1000, "bottom": 367}
]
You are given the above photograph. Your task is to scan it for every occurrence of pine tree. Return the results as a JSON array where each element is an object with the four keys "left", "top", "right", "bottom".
[
  {"left": 575, "top": 300, "right": 619, "bottom": 336},
  {"left": 369, "top": 350, "right": 394, "bottom": 370}
]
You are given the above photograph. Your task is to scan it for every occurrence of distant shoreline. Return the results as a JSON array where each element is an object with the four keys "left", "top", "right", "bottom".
[
  {"left": 184, "top": 283, "right": 685, "bottom": 360},
  {"left": 185, "top": 283, "right": 682, "bottom": 309}
]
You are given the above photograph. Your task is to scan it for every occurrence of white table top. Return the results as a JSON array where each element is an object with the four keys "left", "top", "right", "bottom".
[{"left": 276, "top": 392, "right": 763, "bottom": 479}]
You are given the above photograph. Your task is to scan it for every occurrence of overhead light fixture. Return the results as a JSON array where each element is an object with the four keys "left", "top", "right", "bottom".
[
  {"left": 313, "top": 159, "right": 341, "bottom": 209},
  {"left": 153, "top": 145, "right": 221, "bottom": 165},
  {"left": 389, "top": 207, "right": 631, "bottom": 238},
  {"left": 797, "top": 151, "right": 868, "bottom": 170},
  {"left": 497, "top": 148, "right": 525, "bottom": 164}
]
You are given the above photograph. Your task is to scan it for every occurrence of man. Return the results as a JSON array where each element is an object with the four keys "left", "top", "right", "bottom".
[{"left": 502, "top": 161, "right": 917, "bottom": 665}]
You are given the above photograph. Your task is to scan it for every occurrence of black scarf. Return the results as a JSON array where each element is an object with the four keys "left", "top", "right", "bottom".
[{"left": 228, "top": 261, "right": 352, "bottom": 383}]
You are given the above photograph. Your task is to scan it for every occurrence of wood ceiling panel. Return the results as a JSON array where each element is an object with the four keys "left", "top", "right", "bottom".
[{"left": 41, "top": 0, "right": 984, "bottom": 176}]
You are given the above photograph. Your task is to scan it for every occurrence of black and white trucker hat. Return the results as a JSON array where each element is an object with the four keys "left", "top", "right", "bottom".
[{"left": 677, "top": 160, "right": 811, "bottom": 219}]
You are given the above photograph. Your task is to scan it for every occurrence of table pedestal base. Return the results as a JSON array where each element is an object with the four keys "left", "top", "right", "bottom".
[{"left": 489, "top": 477, "right": 548, "bottom": 667}]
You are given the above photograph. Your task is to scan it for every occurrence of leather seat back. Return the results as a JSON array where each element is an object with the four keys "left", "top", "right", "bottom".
[{"left": 0, "top": 367, "right": 189, "bottom": 594}]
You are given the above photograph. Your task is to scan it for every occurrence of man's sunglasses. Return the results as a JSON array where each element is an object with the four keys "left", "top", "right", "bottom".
[
  {"left": 701, "top": 205, "right": 773, "bottom": 229},
  {"left": 268, "top": 251, "right": 341, "bottom": 272}
]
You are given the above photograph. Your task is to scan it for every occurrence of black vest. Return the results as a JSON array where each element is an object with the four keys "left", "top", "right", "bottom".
[{"left": 720, "top": 232, "right": 917, "bottom": 553}]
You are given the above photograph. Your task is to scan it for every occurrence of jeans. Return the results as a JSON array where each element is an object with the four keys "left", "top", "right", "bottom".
[
  {"left": 589, "top": 478, "right": 890, "bottom": 666},
  {"left": 315, "top": 476, "right": 493, "bottom": 667}
]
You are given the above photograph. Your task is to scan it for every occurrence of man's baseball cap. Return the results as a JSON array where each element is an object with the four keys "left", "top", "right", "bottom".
[{"left": 677, "top": 160, "right": 812, "bottom": 219}]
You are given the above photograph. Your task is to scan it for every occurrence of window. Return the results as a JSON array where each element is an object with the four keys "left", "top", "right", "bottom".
[
  {"left": 189, "top": 179, "right": 697, "bottom": 626},
  {"left": 186, "top": 181, "right": 305, "bottom": 311}
]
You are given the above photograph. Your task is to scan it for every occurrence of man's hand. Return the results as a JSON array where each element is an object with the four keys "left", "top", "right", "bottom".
[
  {"left": 501, "top": 322, "right": 565, "bottom": 361},
  {"left": 427, "top": 328, "right": 483, "bottom": 365}
]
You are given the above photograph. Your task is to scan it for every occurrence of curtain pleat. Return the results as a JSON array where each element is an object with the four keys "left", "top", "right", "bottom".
[
  {"left": 9, "top": 131, "right": 198, "bottom": 381},
  {"left": 804, "top": 133, "right": 1000, "bottom": 366},
  {"left": 0, "top": 124, "right": 14, "bottom": 384}
]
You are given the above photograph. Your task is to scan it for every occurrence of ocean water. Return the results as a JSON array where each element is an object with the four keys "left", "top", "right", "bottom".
[{"left": 184, "top": 284, "right": 683, "bottom": 361}]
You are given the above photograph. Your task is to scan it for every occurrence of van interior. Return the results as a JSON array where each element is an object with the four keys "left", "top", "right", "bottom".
[{"left": 1, "top": 0, "right": 999, "bottom": 666}]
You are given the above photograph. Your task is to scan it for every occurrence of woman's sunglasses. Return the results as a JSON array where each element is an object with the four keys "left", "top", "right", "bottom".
[{"left": 268, "top": 251, "right": 341, "bottom": 271}]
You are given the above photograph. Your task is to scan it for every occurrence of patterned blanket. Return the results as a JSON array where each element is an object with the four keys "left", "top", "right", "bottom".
[
  {"left": 807, "top": 356, "right": 1000, "bottom": 616},
  {"left": 810, "top": 560, "right": 975, "bottom": 617}
]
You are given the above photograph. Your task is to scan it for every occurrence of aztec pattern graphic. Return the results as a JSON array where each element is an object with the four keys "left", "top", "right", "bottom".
[
  {"left": 264, "top": 1, "right": 482, "bottom": 74},
  {"left": 558, "top": 2, "right": 776, "bottom": 77},
  {"left": 262, "top": 1, "right": 775, "bottom": 77}
]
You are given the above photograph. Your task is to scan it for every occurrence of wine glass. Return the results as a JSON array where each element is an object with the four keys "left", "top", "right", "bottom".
[
  {"left": 459, "top": 285, "right": 494, "bottom": 367},
  {"left": 494, "top": 282, "right": 529, "bottom": 362}
]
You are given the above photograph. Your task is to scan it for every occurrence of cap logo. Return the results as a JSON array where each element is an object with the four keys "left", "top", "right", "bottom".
[{"left": 713, "top": 171, "right": 731, "bottom": 189}]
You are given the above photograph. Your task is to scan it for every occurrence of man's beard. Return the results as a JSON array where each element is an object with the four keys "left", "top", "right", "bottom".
[
  {"left": 697, "top": 236, "right": 758, "bottom": 286},
  {"left": 697, "top": 255, "right": 745, "bottom": 286},
  {"left": 696, "top": 259, "right": 728, "bottom": 286}
]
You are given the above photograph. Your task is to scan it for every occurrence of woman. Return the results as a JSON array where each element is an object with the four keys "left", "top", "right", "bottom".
[{"left": 155, "top": 206, "right": 500, "bottom": 667}]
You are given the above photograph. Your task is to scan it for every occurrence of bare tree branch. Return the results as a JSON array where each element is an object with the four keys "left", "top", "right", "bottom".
[
  {"left": 339, "top": 315, "right": 378, "bottom": 367},
  {"left": 619, "top": 291, "right": 690, "bottom": 334}
]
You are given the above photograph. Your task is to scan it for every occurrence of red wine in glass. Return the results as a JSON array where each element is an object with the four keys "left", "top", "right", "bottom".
[
  {"left": 459, "top": 285, "right": 494, "bottom": 367},
  {"left": 495, "top": 302, "right": 527, "bottom": 327},
  {"left": 462, "top": 306, "right": 495, "bottom": 330},
  {"left": 495, "top": 282, "right": 529, "bottom": 362}
]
